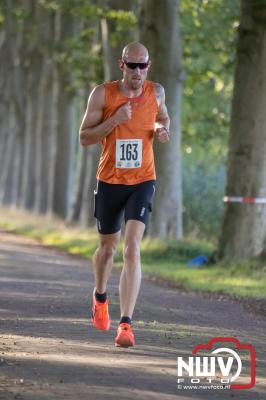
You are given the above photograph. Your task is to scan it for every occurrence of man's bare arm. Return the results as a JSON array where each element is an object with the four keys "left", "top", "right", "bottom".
[
  {"left": 79, "top": 85, "right": 132, "bottom": 146},
  {"left": 154, "top": 83, "right": 170, "bottom": 143}
]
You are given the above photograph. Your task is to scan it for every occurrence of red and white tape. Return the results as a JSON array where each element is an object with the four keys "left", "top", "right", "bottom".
[{"left": 223, "top": 196, "right": 266, "bottom": 204}]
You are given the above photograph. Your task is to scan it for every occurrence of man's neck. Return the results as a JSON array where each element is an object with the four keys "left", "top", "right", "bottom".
[{"left": 119, "top": 80, "right": 143, "bottom": 98}]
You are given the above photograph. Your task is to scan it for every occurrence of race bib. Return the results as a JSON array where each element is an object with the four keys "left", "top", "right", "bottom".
[{"left": 116, "top": 139, "right": 142, "bottom": 168}]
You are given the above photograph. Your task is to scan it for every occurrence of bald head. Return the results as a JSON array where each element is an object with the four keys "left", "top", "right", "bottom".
[
  {"left": 119, "top": 42, "right": 150, "bottom": 91},
  {"left": 122, "top": 42, "right": 149, "bottom": 62}
]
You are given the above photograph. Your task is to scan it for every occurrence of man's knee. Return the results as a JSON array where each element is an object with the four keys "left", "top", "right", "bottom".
[
  {"left": 98, "top": 240, "right": 117, "bottom": 262},
  {"left": 123, "top": 241, "right": 140, "bottom": 266}
]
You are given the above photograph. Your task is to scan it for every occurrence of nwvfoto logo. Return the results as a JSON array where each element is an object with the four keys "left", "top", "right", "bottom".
[{"left": 177, "top": 337, "right": 256, "bottom": 390}]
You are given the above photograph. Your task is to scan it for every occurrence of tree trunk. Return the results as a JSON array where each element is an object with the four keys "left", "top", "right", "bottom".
[
  {"left": 218, "top": 0, "right": 266, "bottom": 260},
  {"left": 53, "top": 85, "right": 75, "bottom": 218},
  {"left": 52, "top": 12, "right": 75, "bottom": 218},
  {"left": 0, "top": 0, "right": 24, "bottom": 206},
  {"left": 10, "top": 1, "right": 25, "bottom": 207},
  {"left": 139, "top": 0, "right": 184, "bottom": 238},
  {"left": 20, "top": 56, "right": 39, "bottom": 209},
  {"left": 46, "top": 10, "right": 61, "bottom": 216},
  {"left": 0, "top": 2, "right": 11, "bottom": 194},
  {"left": 67, "top": 145, "right": 87, "bottom": 223},
  {"left": 0, "top": 103, "right": 16, "bottom": 205},
  {"left": 39, "top": 68, "right": 53, "bottom": 213},
  {"left": 33, "top": 4, "right": 53, "bottom": 213},
  {"left": 34, "top": 61, "right": 47, "bottom": 213},
  {"left": 79, "top": 145, "right": 100, "bottom": 227},
  {"left": 19, "top": 1, "right": 42, "bottom": 210}
]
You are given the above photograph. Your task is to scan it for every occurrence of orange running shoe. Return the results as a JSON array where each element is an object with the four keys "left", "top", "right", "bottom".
[
  {"left": 91, "top": 289, "right": 111, "bottom": 331},
  {"left": 115, "top": 323, "right": 135, "bottom": 347}
]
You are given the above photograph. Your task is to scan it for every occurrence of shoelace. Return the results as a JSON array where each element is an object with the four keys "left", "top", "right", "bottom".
[{"left": 119, "top": 323, "right": 131, "bottom": 331}]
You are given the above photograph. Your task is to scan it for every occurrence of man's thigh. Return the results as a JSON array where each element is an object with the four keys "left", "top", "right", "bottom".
[
  {"left": 124, "top": 180, "right": 155, "bottom": 226},
  {"left": 124, "top": 220, "right": 146, "bottom": 246},
  {"left": 94, "top": 181, "right": 128, "bottom": 234}
]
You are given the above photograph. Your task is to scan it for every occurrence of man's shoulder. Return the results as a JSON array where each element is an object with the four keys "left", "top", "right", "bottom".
[
  {"left": 92, "top": 83, "right": 105, "bottom": 95},
  {"left": 152, "top": 82, "right": 165, "bottom": 94},
  {"left": 90, "top": 81, "right": 120, "bottom": 107},
  {"left": 88, "top": 84, "right": 105, "bottom": 107},
  {"left": 146, "top": 81, "right": 165, "bottom": 104},
  {"left": 90, "top": 81, "right": 117, "bottom": 95},
  {"left": 103, "top": 80, "right": 119, "bottom": 89},
  {"left": 101, "top": 80, "right": 120, "bottom": 97},
  {"left": 145, "top": 80, "right": 164, "bottom": 93}
]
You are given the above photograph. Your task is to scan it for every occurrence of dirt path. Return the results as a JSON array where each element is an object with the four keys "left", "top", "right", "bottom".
[{"left": 0, "top": 230, "right": 265, "bottom": 400}]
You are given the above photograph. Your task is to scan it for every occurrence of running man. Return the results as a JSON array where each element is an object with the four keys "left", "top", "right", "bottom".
[{"left": 79, "top": 42, "right": 170, "bottom": 347}]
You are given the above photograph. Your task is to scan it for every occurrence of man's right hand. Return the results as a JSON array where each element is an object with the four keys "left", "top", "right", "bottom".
[
  {"left": 79, "top": 86, "right": 132, "bottom": 146},
  {"left": 114, "top": 102, "right": 132, "bottom": 124}
]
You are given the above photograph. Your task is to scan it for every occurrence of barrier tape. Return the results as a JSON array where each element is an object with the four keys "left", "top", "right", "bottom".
[{"left": 223, "top": 196, "right": 266, "bottom": 204}]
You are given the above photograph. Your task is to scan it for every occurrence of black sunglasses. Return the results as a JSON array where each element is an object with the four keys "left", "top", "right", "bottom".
[{"left": 123, "top": 61, "right": 149, "bottom": 70}]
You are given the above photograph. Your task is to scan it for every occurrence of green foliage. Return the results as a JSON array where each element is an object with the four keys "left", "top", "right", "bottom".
[
  {"left": 0, "top": 6, "right": 4, "bottom": 28},
  {"left": 0, "top": 2, "right": 28, "bottom": 31},
  {"left": 180, "top": 0, "right": 240, "bottom": 148},
  {"left": 105, "top": 9, "right": 137, "bottom": 48},
  {"left": 1, "top": 1, "right": 136, "bottom": 91},
  {"left": 140, "top": 237, "right": 213, "bottom": 264},
  {"left": 50, "top": 1, "right": 137, "bottom": 90},
  {"left": 182, "top": 148, "right": 226, "bottom": 239},
  {"left": 179, "top": 0, "right": 240, "bottom": 239},
  {"left": 143, "top": 261, "right": 266, "bottom": 299}
]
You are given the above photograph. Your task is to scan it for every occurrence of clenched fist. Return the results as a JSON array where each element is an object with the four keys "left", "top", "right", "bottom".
[
  {"left": 155, "top": 127, "right": 170, "bottom": 143},
  {"left": 114, "top": 102, "right": 132, "bottom": 124}
]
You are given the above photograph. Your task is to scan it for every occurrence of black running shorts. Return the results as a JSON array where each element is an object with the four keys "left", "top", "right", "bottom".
[{"left": 94, "top": 180, "right": 155, "bottom": 234}]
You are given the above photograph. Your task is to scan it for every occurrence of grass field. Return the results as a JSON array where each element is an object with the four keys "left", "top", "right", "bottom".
[{"left": 0, "top": 207, "right": 265, "bottom": 300}]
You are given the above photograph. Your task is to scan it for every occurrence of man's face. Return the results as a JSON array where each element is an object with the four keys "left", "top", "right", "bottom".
[{"left": 121, "top": 53, "right": 150, "bottom": 90}]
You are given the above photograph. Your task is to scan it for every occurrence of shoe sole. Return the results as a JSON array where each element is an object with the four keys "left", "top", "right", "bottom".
[
  {"left": 115, "top": 336, "right": 134, "bottom": 348},
  {"left": 91, "top": 317, "right": 111, "bottom": 331}
]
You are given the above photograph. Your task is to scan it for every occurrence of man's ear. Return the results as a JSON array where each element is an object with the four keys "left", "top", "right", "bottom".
[
  {"left": 118, "top": 59, "right": 124, "bottom": 71},
  {"left": 148, "top": 60, "right": 152, "bottom": 70}
]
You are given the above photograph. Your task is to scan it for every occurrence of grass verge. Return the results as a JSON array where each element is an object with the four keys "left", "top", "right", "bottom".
[{"left": 0, "top": 207, "right": 265, "bottom": 300}]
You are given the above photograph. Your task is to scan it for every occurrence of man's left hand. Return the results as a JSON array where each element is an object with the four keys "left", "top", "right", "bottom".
[{"left": 154, "top": 127, "right": 170, "bottom": 143}]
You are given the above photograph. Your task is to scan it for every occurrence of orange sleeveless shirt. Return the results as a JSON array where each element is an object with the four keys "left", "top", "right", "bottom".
[{"left": 96, "top": 80, "right": 159, "bottom": 185}]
